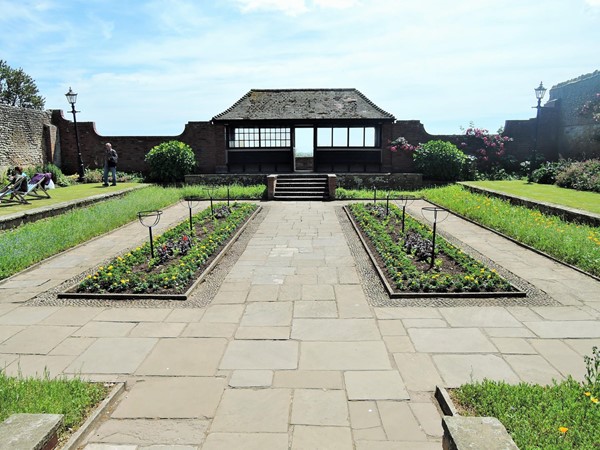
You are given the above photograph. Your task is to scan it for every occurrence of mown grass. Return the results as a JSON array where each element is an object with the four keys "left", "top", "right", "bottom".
[
  {"left": 462, "top": 180, "right": 600, "bottom": 215},
  {"left": 0, "top": 183, "right": 147, "bottom": 216},
  {"left": 178, "top": 183, "right": 266, "bottom": 199},
  {"left": 0, "top": 186, "right": 181, "bottom": 280},
  {"left": 423, "top": 185, "right": 600, "bottom": 277},
  {"left": 0, "top": 371, "right": 108, "bottom": 439},
  {"left": 336, "top": 187, "right": 420, "bottom": 199}
]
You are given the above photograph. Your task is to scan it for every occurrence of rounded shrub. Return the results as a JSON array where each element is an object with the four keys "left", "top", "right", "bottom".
[
  {"left": 145, "top": 140, "right": 196, "bottom": 183},
  {"left": 413, "top": 140, "right": 468, "bottom": 181}
]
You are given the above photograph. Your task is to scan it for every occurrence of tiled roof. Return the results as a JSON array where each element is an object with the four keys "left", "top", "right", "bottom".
[{"left": 213, "top": 89, "right": 395, "bottom": 121}]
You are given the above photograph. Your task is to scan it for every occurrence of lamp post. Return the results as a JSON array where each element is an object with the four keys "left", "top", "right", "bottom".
[
  {"left": 529, "top": 81, "right": 547, "bottom": 182},
  {"left": 65, "top": 87, "right": 85, "bottom": 182}
]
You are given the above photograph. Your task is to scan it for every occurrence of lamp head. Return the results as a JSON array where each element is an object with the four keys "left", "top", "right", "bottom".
[
  {"left": 65, "top": 87, "right": 77, "bottom": 105},
  {"left": 534, "top": 81, "right": 547, "bottom": 101}
]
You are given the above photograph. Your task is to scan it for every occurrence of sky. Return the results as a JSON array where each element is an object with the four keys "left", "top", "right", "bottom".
[{"left": 1, "top": 0, "right": 599, "bottom": 137}]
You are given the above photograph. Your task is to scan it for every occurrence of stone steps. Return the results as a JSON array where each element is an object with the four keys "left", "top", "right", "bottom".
[{"left": 273, "top": 174, "right": 330, "bottom": 200}]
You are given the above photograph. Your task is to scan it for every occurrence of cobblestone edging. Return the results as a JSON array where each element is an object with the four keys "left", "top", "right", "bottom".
[
  {"left": 27, "top": 206, "right": 268, "bottom": 309},
  {"left": 336, "top": 206, "right": 559, "bottom": 308}
]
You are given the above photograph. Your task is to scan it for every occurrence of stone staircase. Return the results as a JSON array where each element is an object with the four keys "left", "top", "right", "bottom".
[{"left": 272, "top": 174, "right": 330, "bottom": 200}]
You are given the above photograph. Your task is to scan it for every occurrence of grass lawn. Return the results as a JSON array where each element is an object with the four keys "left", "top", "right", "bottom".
[
  {"left": 0, "top": 182, "right": 148, "bottom": 216},
  {"left": 0, "top": 371, "right": 108, "bottom": 444},
  {"left": 461, "top": 180, "right": 600, "bottom": 215}
]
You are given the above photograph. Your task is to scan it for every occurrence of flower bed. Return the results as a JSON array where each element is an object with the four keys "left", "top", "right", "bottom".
[
  {"left": 347, "top": 202, "right": 521, "bottom": 297},
  {"left": 64, "top": 202, "right": 258, "bottom": 298}
]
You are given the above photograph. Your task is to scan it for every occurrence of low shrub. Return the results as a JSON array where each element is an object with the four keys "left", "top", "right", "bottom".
[
  {"left": 145, "top": 140, "right": 196, "bottom": 183},
  {"left": 531, "top": 160, "right": 571, "bottom": 184},
  {"left": 413, "top": 140, "right": 468, "bottom": 182},
  {"left": 84, "top": 168, "right": 143, "bottom": 184},
  {"left": 555, "top": 159, "right": 600, "bottom": 193}
]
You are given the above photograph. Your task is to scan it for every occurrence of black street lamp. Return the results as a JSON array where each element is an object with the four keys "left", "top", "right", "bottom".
[
  {"left": 529, "top": 81, "right": 547, "bottom": 182},
  {"left": 65, "top": 87, "right": 85, "bottom": 182}
]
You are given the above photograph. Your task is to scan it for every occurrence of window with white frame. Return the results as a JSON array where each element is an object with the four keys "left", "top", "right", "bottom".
[{"left": 228, "top": 127, "right": 291, "bottom": 148}]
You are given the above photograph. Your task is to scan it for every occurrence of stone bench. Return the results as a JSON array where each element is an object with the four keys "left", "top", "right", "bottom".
[{"left": 0, "top": 414, "right": 63, "bottom": 450}]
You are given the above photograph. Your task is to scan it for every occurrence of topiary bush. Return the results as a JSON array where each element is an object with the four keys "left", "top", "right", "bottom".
[
  {"left": 144, "top": 140, "right": 196, "bottom": 183},
  {"left": 413, "top": 140, "right": 468, "bottom": 181}
]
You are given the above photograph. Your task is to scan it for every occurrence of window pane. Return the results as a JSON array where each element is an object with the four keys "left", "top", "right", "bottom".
[
  {"left": 348, "top": 128, "right": 364, "bottom": 146},
  {"left": 364, "top": 127, "right": 376, "bottom": 146},
  {"left": 333, "top": 128, "right": 348, "bottom": 146},
  {"left": 317, "top": 128, "right": 332, "bottom": 147}
]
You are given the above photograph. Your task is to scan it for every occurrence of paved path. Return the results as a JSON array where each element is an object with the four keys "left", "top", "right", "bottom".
[{"left": 0, "top": 200, "right": 598, "bottom": 449}]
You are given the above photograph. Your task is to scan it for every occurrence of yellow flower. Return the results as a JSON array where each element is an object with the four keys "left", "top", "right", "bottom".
[
  {"left": 108, "top": 265, "right": 113, "bottom": 270},
  {"left": 592, "top": 397, "right": 599, "bottom": 404},
  {"left": 107, "top": 272, "right": 112, "bottom": 277},
  {"left": 86, "top": 274, "right": 92, "bottom": 279},
  {"left": 585, "top": 392, "right": 591, "bottom": 397},
  {"left": 558, "top": 426, "right": 568, "bottom": 434}
]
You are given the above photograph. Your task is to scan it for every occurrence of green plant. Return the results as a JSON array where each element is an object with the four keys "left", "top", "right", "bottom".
[
  {"left": 423, "top": 184, "right": 600, "bottom": 276},
  {"left": 584, "top": 346, "right": 600, "bottom": 396},
  {"left": 77, "top": 202, "right": 257, "bottom": 294},
  {"left": 84, "top": 168, "right": 143, "bottom": 184},
  {"left": 347, "top": 202, "right": 514, "bottom": 293},
  {"left": 532, "top": 160, "right": 572, "bottom": 185},
  {"left": 0, "top": 186, "right": 182, "bottom": 280},
  {"left": 0, "top": 370, "right": 107, "bottom": 438},
  {"left": 145, "top": 140, "right": 196, "bottom": 183},
  {"left": 555, "top": 159, "right": 600, "bottom": 193},
  {"left": 413, "top": 140, "right": 468, "bottom": 181}
]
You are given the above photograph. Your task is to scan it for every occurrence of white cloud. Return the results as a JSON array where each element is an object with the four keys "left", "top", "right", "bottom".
[
  {"left": 235, "top": 0, "right": 309, "bottom": 15},
  {"left": 584, "top": 0, "right": 600, "bottom": 5}
]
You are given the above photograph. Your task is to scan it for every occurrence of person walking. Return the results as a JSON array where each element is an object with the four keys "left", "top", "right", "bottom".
[{"left": 102, "top": 143, "right": 118, "bottom": 186}]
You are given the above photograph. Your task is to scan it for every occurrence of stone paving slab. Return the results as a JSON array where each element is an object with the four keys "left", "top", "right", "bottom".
[
  {"left": 87, "top": 419, "right": 208, "bottom": 446},
  {"left": 219, "top": 340, "right": 298, "bottom": 370},
  {"left": 211, "top": 389, "right": 291, "bottom": 432},
  {"left": 111, "top": 377, "right": 226, "bottom": 419}
]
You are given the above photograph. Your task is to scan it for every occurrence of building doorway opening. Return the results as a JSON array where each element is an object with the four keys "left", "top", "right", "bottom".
[{"left": 294, "top": 127, "right": 314, "bottom": 172}]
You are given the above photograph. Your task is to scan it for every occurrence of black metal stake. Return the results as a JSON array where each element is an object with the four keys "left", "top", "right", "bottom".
[
  {"left": 373, "top": 187, "right": 377, "bottom": 204},
  {"left": 401, "top": 206, "right": 406, "bottom": 234},
  {"left": 188, "top": 206, "right": 193, "bottom": 231},
  {"left": 430, "top": 220, "right": 437, "bottom": 269},
  {"left": 227, "top": 185, "right": 230, "bottom": 206},
  {"left": 148, "top": 226, "right": 155, "bottom": 258},
  {"left": 386, "top": 193, "right": 390, "bottom": 216}
]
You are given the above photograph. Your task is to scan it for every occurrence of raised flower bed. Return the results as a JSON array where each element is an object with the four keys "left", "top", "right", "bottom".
[
  {"left": 59, "top": 202, "right": 259, "bottom": 300},
  {"left": 346, "top": 202, "right": 524, "bottom": 298}
]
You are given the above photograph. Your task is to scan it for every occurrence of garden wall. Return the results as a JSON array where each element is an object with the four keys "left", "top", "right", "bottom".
[
  {"left": 504, "top": 70, "right": 600, "bottom": 162},
  {"left": 0, "top": 104, "right": 59, "bottom": 175}
]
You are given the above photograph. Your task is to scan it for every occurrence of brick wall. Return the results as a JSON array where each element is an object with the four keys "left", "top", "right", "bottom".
[
  {"left": 51, "top": 110, "right": 226, "bottom": 175},
  {"left": 0, "top": 104, "right": 56, "bottom": 174}
]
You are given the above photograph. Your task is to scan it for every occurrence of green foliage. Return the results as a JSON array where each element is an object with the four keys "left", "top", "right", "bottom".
[
  {"left": 145, "top": 140, "right": 196, "bottom": 183},
  {"left": 77, "top": 202, "right": 257, "bottom": 294},
  {"left": 453, "top": 348, "right": 600, "bottom": 449},
  {"left": 0, "top": 186, "right": 181, "bottom": 280},
  {"left": 84, "top": 168, "right": 143, "bottom": 184},
  {"left": 0, "top": 370, "right": 106, "bottom": 434},
  {"left": 347, "top": 202, "right": 513, "bottom": 293},
  {"left": 178, "top": 183, "right": 266, "bottom": 199},
  {"left": 423, "top": 185, "right": 600, "bottom": 277},
  {"left": 0, "top": 60, "right": 45, "bottom": 109},
  {"left": 25, "top": 163, "right": 71, "bottom": 187},
  {"left": 413, "top": 140, "right": 468, "bottom": 181},
  {"left": 531, "top": 160, "right": 572, "bottom": 185},
  {"left": 555, "top": 159, "right": 600, "bottom": 193}
]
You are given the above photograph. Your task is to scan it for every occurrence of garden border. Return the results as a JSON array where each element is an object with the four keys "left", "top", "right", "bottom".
[
  {"left": 343, "top": 205, "right": 526, "bottom": 299},
  {"left": 56, "top": 205, "right": 262, "bottom": 301}
]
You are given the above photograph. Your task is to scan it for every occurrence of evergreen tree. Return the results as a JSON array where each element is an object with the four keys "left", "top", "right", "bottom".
[{"left": 0, "top": 60, "right": 45, "bottom": 109}]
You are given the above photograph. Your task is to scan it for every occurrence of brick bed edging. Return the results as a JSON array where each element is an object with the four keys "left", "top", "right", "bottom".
[{"left": 435, "top": 386, "right": 520, "bottom": 450}]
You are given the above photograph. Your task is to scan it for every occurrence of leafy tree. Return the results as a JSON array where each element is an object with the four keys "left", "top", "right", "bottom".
[{"left": 0, "top": 60, "right": 45, "bottom": 109}]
